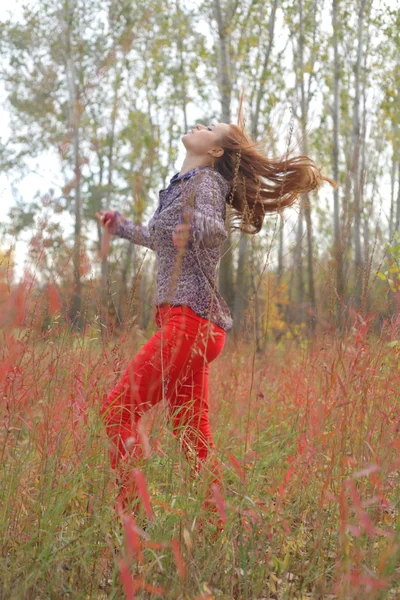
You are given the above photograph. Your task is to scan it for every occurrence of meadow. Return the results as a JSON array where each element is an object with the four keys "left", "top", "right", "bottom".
[
  {"left": 1, "top": 284, "right": 400, "bottom": 600},
  {"left": 0, "top": 0, "right": 398, "bottom": 596}
]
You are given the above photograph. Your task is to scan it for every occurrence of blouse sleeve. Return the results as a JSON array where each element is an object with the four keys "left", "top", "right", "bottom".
[
  {"left": 113, "top": 211, "right": 155, "bottom": 251},
  {"left": 185, "top": 170, "right": 229, "bottom": 249}
]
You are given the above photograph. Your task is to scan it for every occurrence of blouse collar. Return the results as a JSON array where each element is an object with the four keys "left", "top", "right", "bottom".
[{"left": 169, "top": 165, "right": 212, "bottom": 185}]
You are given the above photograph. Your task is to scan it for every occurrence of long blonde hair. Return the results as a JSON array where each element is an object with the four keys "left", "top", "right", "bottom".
[{"left": 214, "top": 98, "right": 338, "bottom": 234}]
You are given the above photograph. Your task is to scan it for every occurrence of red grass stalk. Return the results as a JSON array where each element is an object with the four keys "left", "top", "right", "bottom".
[
  {"left": 210, "top": 482, "right": 227, "bottom": 524},
  {"left": 227, "top": 451, "right": 246, "bottom": 483},
  {"left": 133, "top": 468, "right": 154, "bottom": 520},
  {"left": 171, "top": 537, "right": 186, "bottom": 579},
  {"left": 122, "top": 513, "right": 144, "bottom": 564},
  {"left": 117, "top": 558, "right": 135, "bottom": 600}
]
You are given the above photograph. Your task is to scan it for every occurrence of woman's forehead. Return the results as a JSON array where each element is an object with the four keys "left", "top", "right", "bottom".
[{"left": 213, "top": 122, "right": 231, "bottom": 137}]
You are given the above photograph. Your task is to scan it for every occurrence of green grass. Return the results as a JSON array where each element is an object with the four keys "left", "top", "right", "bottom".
[{"left": 1, "top": 314, "right": 400, "bottom": 599}]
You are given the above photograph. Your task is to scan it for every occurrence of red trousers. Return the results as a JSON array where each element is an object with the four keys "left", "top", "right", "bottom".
[{"left": 100, "top": 303, "right": 226, "bottom": 517}]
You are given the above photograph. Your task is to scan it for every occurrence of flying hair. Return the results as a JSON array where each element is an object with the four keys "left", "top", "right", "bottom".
[{"left": 213, "top": 86, "right": 338, "bottom": 234}]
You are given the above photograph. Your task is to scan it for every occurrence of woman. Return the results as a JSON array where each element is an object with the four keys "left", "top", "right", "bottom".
[{"left": 96, "top": 120, "right": 336, "bottom": 531}]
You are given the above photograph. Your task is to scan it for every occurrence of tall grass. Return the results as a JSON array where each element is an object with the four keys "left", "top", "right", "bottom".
[{"left": 1, "top": 279, "right": 400, "bottom": 599}]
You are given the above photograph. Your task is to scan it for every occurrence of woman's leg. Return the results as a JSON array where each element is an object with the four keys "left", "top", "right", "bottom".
[
  {"left": 100, "top": 321, "right": 179, "bottom": 508},
  {"left": 169, "top": 361, "right": 224, "bottom": 531},
  {"left": 101, "top": 336, "right": 167, "bottom": 470},
  {"left": 169, "top": 362, "right": 218, "bottom": 474},
  {"left": 100, "top": 305, "right": 226, "bottom": 511}
]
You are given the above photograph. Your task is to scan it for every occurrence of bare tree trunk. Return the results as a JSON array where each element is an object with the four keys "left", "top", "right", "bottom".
[
  {"left": 396, "top": 161, "right": 400, "bottom": 234},
  {"left": 232, "top": 232, "right": 249, "bottom": 339},
  {"left": 298, "top": 0, "right": 316, "bottom": 331},
  {"left": 303, "top": 192, "right": 316, "bottom": 329},
  {"left": 251, "top": 0, "right": 279, "bottom": 141},
  {"left": 213, "top": 0, "right": 236, "bottom": 316},
  {"left": 139, "top": 266, "right": 151, "bottom": 330},
  {"left": 101, "top": 59, "right": 121, "bottom": 338},
  {"left": 249, "top": 236, "right": 263, "bottom": 353},
  {"left": 389, "top": 157, "right": 396, "bottom": 240},
  {"left": 231, "top": 0, "right": 279, "bottom": 341},
  {"left": 177, "top": 0, "right": 188, "bottom": 133},
  {"left": 213, "top": 0, "right": 232, "bottom": 124},
  {"left": 275, "top": 214, "right": 287, "bottom": 338},
  {"left": 332, "top": 0, "right": 344, "bottom": 330},
  {"left": 352, "top": 0, "right": 367, "bottom": 310},
  {"left": 360, "top": 23, "right": 370, "bottom": 315},
  {"left": 70, "top": 104, "right": 82, "bottom": 330},
  {"left": 277, "top": 215, "right": 284, "bottom": 282},
  {"left": 295, "top": 204, "right": 305, "bottom": 319},
  {"left": 118, "top": 242, "right": 133, "bottom": 326},
  {"left": 63, "top": 2, "right": 83, "bottom": 331},
  {"left": 341, "top": 149, "right": 352, "bottom": 297}
]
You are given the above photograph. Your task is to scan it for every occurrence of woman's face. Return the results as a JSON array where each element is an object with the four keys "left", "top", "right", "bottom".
[{"left": 182, "top": 122, "right": 231, "bottom": 158}]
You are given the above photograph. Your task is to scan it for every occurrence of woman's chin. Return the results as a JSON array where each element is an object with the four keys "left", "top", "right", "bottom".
[{"left": 181, "top": 135, "right": 192, "bottom": 149}]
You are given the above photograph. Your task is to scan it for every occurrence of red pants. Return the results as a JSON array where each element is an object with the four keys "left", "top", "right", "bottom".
[{"left": 100, "top": 303, "right": 226, "bottom": 516}]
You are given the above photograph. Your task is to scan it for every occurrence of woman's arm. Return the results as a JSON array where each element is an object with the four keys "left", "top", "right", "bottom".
[
  {"left": 185, "top": 170, "right": 229, "bottom": 249},
  {"left": 113, "top": 210, "right": 156, "bottom": 251}
]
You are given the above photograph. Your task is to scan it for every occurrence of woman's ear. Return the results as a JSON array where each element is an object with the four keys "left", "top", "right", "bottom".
[{"left": 210, "top": 146, "right": 224, "bottom": 158}]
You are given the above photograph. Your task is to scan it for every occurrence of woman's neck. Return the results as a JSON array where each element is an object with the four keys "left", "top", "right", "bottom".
[{"left": 179, "top": 155, "right": 212, "bottom": 178}]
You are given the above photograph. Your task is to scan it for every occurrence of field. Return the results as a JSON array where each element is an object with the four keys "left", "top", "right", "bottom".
[{"left": 1, "top": 304, "right": 400, "bottom": 600}]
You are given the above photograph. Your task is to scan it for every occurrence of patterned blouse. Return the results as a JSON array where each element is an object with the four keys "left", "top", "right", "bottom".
[{"left": 113, "top": 165, "right": 233, "bottom": 331}]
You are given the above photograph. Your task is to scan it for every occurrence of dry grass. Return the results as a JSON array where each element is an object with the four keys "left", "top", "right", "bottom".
[{"left": 1, "top": 294, "right": 400, "bottom": 599}]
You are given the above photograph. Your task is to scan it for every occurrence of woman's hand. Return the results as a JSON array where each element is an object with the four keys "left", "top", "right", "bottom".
[
  {"left": 172, "top": 210, "right": 191, "bottom": 249},
  {"left": 95, "top": 210, "right": 119, "bottom": 259},
  {"left": 95, "top": 209, "right": 119, "bottom": 235}
]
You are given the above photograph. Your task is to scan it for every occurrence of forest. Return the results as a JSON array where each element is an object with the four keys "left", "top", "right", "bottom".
[{"left": 0, "top": 1, "right": 399, "bottom": 599}]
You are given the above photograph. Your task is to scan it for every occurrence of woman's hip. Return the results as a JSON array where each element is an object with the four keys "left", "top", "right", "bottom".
[{"left": 154, "top": 303, "right": 226, "bottom": 361}]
